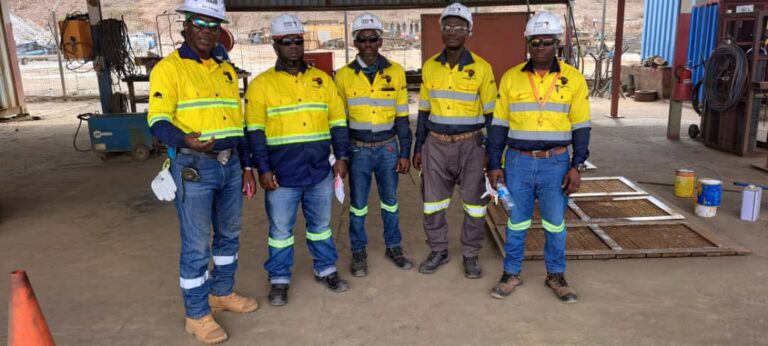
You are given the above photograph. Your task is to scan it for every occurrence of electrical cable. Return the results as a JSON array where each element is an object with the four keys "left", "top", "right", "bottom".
[
  {"left": 98, "top": 18, "right": 139, "bottom": 85},
  {"left": 692, "top": 79, "right": 704, "bottom": 116},
  {"left": 704, "top": 43, "right": 748, "bottom": 111},
  {"left": 73, "top": 113, "right": 93, "bottom": 152}
]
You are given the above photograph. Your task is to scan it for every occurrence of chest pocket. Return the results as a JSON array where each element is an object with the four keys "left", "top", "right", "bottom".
[
  {"left": 553, "top": 84, "right": 574, "bottom": 104},
  {"left": 509, "top": 90, "right": 533, "bottom": 103},
  {"left": 457, "top": 78, "right": 480, "bottom": 93}
]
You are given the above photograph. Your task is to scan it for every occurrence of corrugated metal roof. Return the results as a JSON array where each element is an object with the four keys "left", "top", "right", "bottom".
[{"left": 224, "top": 0, "right": 569, "bottom": 12}]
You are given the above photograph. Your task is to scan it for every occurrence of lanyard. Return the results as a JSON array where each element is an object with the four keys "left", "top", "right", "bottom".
[{"left": 527, "top": 71, "right": 561, "bottom": 109}]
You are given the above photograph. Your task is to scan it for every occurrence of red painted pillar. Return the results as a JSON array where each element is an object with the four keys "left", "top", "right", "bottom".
[{"left": 610, "top": 0, "right": 626, "bottom": 118}]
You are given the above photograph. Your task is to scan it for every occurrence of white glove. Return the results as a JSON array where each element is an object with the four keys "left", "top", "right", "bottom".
[
  {"left": 334, "top": 174, "right": 345, "bottom": 204},
  {"left": 151, "top": 159, "right": 177, "bottom": 201},
  {"left": 480, "top": 175, "right": 499, "bottom": 205}
]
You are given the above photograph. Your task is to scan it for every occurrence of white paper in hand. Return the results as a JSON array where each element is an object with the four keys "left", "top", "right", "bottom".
[
  {"left": 151, "top": 159, "right": 177, "bottom": 201},
  {"left": 480, "top": 175, "right": 499, "bottom": 205},
  {"left": 334, "top": 174, "right": 345, "bottom": 203}
]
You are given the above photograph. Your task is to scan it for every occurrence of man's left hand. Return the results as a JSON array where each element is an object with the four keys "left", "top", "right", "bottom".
[
  {"left": 396, "top": 158, "right": 410, "bottom": 174},
  {"left": 242, "top": 169, "right": 256, "bottom": 199},
  {"left": 334, "top": 159, "right": 348, "bottom": 179},
  {"left": 561, "top": 167, "right": 581, "bottom": 196}
]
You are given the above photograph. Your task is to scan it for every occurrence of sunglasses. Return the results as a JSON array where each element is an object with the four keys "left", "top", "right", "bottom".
[
  {"left": 441, "top": 25, "right": 469, "bottom": 34},
  {"left": 275, "top": 37, "right": 305, "bottom": 46},
  {"left": 188, "top": 18, "right": 221, "bottom": 30},
  {"left": 355, "top": 35, "right": 380, "bottom": 43},
  {"left": 528, "top": 38, "right": 557, "bottom": 47}
]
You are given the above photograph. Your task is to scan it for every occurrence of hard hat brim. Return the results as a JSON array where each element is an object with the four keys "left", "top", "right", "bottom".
[{"left": 176, "top": 7, "right": 229, "bottom": 24}]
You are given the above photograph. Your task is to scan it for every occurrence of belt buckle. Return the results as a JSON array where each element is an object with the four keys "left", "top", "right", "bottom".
[
  {"left": 217, "top": 150, "right": 230, "bottom": 165},
  {"left": 530, "top": 150, "right": 544, "bottom": 158}
]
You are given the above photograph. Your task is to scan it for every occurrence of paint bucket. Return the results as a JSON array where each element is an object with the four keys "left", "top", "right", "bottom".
[
  {"left": 740, "top": 185, "right": 762, "bottom": 222},
  {"left": 674, "top": 169, "right": 695, "bottom": 197},
  {"left": 695, "top": 178, "right": 722, "bottom": 217}
]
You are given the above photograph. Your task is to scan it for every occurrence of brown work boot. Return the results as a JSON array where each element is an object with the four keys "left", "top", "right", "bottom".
[
  {"left": 545, "top": 273, "right": 578, "bottom": 304},
  {"left": 209, "top": 292, "right": 259, "bottom": 313},
  {"left": 489, "top": 272, "right": 523, "bottom": 299},
  {"left": 185, "top": 314, "right": 228, "bottom": 345}
]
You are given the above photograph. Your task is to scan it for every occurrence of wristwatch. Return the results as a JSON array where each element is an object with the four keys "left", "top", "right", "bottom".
[{"left": 575, "top": 163, "right": 587, "bottom": 173}]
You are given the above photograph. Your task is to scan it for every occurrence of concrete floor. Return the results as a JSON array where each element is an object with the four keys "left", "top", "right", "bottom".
[{"left": 0, "top": 98, "right": 766, "bottom": 345}]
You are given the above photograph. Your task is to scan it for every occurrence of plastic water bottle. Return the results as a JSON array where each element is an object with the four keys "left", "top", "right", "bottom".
[{"left": 496, "top": 183, "right": 514, "bottom": 211}]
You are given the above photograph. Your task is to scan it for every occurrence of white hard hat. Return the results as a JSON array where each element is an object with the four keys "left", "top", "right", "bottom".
[
  {"left": 352, "top": 13, "right": 383, "bottom": 37},
  {"left": 524, "top": 11, "right": 564, "bottom": 38},
  {"left": 176, "top": 0, "right": 228, "bottom": 24},
  {"left": 440, "top": 2, "right": 473, "bottom": 31},
  {"left": 271, "top": 14, "right": 304, "bottom": 37}
]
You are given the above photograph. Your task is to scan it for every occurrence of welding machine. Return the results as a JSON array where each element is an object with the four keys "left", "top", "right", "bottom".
[{"left": 75, "top": 112, "right": 156, "bottom": 161}]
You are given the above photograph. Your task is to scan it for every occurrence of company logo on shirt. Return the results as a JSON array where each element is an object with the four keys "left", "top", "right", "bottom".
[
  {"left": 223, "top": 71, "right": 234, "bottom": 84},
  {"left": 153, "top": 92, "right": 163, "bottom": 99}
]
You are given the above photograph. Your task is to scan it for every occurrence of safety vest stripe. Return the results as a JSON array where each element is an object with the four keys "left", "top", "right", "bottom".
[
  {"left": 268, "top": 236, "right": 295, "bottom": 248},
  {"left": 179, "top": 271, "right": 209, "bottom": 289},
  {"left": 419, "top": 100, "right": 431, "bottom": 110},
  {"left": 349, "top": 121, "right": 394, "bottom": 132},
  {"left": 572, "top": 120, "right": 591, "bottom": 130},
  {"left": 267, "top": 132, "right": 331, "bottom": 146},
  {"left": 429, "top": 114, "right": 485, "bottom": 125},
  {"left": 213, "top": 253, "right": 238, "bottom": 266},
  {"left": 178, "top": 97, "right": 238, "bottom": 105},
  {"left": 350, "top": 205, "right": 368, "bottom": 216},
  {"left": 267, "top": 103, "right": 329, "bottom": 116},
  {"left": 424, "top": 198, "right": 451, "bottom": 214},
  {"left": 542, "top": 219, "right": 565, "bottom": 233},
  {"left": 177, "top": 99, "right": 239, "bottom": 110},
  {"left": 347, "top": 97, "right": 397, "bottom": 107},
  {"left": 396, "top": 105, "right": 409, "bottom": 114},
  {"left": 380, "top": 202, "right": 398, "bottom": 213},
  {"left": 306, "top": 229, "right": 332, "bottom": 241},
  {"left": 429, "top": 90, "right": 479, "bottom": 102},
  {"left": 247, "top": 124, "right": 265, "bottom": 131},
  {"left": 509, "top": 102, "right": 570, "bottom": 114},
  {"left": 329, "top": 119, "right": 347, "bottom": 128},
  {"left": 198, "top": 129, "right": 244, "bottom": 141},
  {"left": 507, "top": 219, "right": 532, "bottom": 231},
  {"left": 463, "top": 203, "right": 487, "bottom": 218},
  {"left": 483, "top": 101, "right": 495, "bottom": 113},
  {"left": 491, "top": 118, "right": 509, "bottom": 127},
  {"left": 507, "top": 130, "right": 572, "bottom": 141},
  {"left": 148, "top": 113, "right": 173, "bottom": 126}
]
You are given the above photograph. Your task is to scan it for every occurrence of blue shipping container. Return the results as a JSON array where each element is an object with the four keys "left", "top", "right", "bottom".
[{"left": 641, "top": 0, "right": 681, "bottom": 64}]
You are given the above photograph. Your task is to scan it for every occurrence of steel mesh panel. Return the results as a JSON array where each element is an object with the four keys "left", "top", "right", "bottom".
[
  {"left": 602, "top": 224, "right": 716, "bottom": 249},
  {"left": 578, "top": 199, "right": 668, "bottom": 218},
  {"left": 580, "top": 179, "right": 637, "bottom": 193}
]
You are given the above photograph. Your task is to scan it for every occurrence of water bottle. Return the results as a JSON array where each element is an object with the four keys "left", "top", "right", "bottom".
[{"left": 496, "top": 183, "right": 514, "bottom": 211}]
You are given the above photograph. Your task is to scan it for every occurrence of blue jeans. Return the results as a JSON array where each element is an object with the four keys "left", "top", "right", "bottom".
[
  {"left": 348, "top": 138, "right": 402, "bottom": 252},
  {"left": 264, "top": 172, "right": 339, "bottom": 284},
  {"left": 503, "top": 149, "right": 570, "bottom": 274},
  {"left": 172, "top": 151, "right": 242, "bottom": 319}
]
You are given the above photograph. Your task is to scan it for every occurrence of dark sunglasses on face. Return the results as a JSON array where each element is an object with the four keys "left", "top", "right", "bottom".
[
  {"left": 188, "top": 18, "right": 221, "bottom": 30},
  {"left": 528, "top": 38, "right": 557, "bottom": 47},
  {"left": 275, "top": 37, "right": 305, "bottom": 46},
  {"left": 441, "top": 25, "right": 469, "bottom": 34},
  {"left": 355, "top": 35, "right": 380, "bottom": 43}
]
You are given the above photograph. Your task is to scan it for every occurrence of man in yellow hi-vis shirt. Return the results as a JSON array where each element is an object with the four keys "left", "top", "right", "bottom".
[
  {"left": 414, "top": 2, "right": 497, "bottom": 279},
  {"left": 487, "top": 11, "right": 591, "bottom": 304},
  {"left": 334, "top": 13, "right": 414, "bottom": 277},
  {"left": 245, "top": 14, "right": 350, "bottom": 307},
  {"left": 147, "top": 0, "right": 257, "bottom": 343}
]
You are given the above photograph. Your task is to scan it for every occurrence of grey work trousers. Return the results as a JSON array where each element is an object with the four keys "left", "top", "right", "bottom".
[{"left": 420, "top": 133, "right": 488, "bottom": 257}]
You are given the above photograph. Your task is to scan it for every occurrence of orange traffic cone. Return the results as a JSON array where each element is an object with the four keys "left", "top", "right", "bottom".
[{"left": 8, "top": 270, "right": 55, "bottom": 346}]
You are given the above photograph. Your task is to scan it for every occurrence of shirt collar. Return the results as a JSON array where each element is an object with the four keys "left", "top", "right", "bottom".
[
  {"left": 275, "top": 59, "right": 308, "bottom": 74},
  {"left": 350, "top": 54, "right": 391, "bottom": 74},
  {"left": 521, "top": 57, "right": 561, "bottom": 74},
  {"left": 179, "top": 43, "right": 223, "bottom": 64},
  {"left": 434, "top": 48, "right": 475, "bottom": 71}
]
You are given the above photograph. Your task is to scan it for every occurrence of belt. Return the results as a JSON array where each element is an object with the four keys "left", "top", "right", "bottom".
[
  {"left": 351, "top": 136, "right": 395, "bottom": 148},
  {"left": 429, "top": 129, "right": 482, "bottom": 143},
  {"left": 179, "top": 148, "right": 232, "bottom": 158},
  {"left": 512, "top": 146, "right": 567, "bottom": 159}
]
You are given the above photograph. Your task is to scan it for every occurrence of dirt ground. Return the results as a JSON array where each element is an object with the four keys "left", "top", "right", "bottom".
[{"left": 0, "top": 97, "right": 767, "bottom": 345}]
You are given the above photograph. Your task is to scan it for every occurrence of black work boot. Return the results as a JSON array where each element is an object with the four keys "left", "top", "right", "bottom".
[
  {"left": 545, "top": 273, "right": 578, "bottom": 304},
  {"left": 268, "top": 284, "right": 289, "bottom": 306},
  {"left": 490, "top": 272, "right": 523, "bottom": 299},
  {"left": 462, "top": 256, "right": 483, "bottom": 279},
  {"left": 418, "top": 250, "right": 449, "bottom": 274},
  {"left": 350, "top": 250, "right": 368, "bottom": 277},
  {"left": 315, "top": 272, "right": 350, "bottom": 293},
  {"left": 385, "top": 246, "right": 414, "bottom": 270}
]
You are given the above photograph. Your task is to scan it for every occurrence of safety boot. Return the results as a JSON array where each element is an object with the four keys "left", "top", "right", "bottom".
[
  {"left": 315, "top": 272, "right": 350, "bottom": 292},
  {"left": 350, "top": 250, "right": 368, "bottom": 277},
  {"left": 185, "top": 314, "right": 227, "bottom": 345},
  {"left": 208, "top": 291, "right": 259, "bottom": 313},
  {"left": 462, "top": 255, "right": 482, "bottom": 279},
  {"left": 490, "top": 272, "right": 523, "bottom": 299},
  {"left": 418, "top": 250, "right": 449, "bottom": 274},
  {"left": 545, "top": 273, "right": 578, "bottom": 304},
  {"left": 269, "top": 284, "right": 289, "bottom": 307},
  {"left": 385, "top": 246, "right": 414, "bottom": 270}
]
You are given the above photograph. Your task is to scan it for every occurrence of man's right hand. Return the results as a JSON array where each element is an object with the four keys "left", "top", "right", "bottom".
[
  {"left": 259, "top": 172, "right": 279, "bottom": 191},
  {"left": 413, "top": 153, "right": 422, "bottom": 171},
  {"left": 184, "top": 132, "right": 215, "bottom": 152},
  {"left": 487, "top": 169, "right": 504, "bottom": 189}
]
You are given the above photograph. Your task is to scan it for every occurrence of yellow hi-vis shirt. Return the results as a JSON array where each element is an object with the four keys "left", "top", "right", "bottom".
[
  {"left": 147, "top": 49, "right": 243, "bottom": 141},
  {"left": 493, "top": 60, "right": 591, "bottom": 142},
  {"left": 334, "top": 57, "right": 409, "bottom": 134},
  {"left": 418, "top": 50, "right": 497, "bottom": 130}
]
